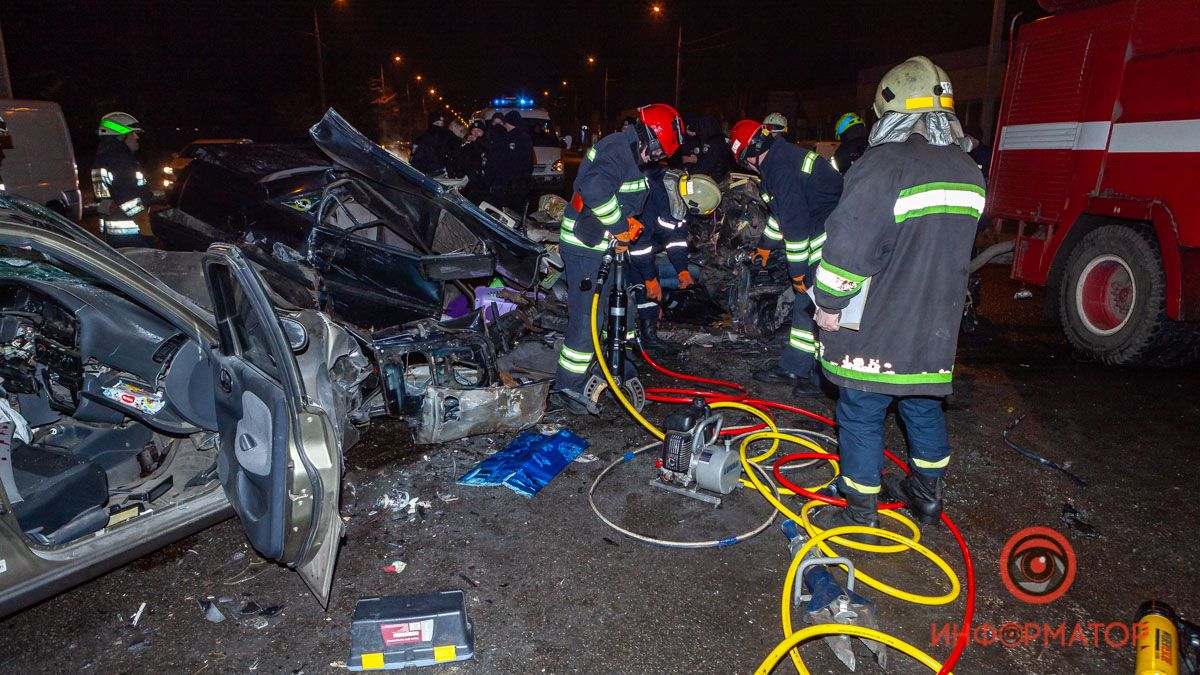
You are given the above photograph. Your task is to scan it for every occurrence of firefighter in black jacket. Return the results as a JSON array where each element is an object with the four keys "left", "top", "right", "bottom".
[
  {"left": 728, "top": 120, "right": 843, "bottom": 396},
  {"left": 91, "top": 112, "right": 154, "bottom": 241},
  {"left": 551, "top": 103, "right": 685, "bottom": 415},
  {"left": 628, "top": 167, "right": 721, "bottom": 357},
  {"left": 810, "top": 56, "right": 986, "bottom": 535},
  {"left": 831, "top": 112, "right": 869, "bottom": 174}
]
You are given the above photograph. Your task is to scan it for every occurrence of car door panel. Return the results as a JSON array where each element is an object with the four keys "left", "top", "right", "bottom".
[{"left": 202, "top": 243, "right": 342, "bottom": 607}]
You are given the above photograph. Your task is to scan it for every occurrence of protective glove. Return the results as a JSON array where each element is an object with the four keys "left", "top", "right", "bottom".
[
  {"left": 677, "top": 270, "right": 694, "bottom": 289},
  {"left": 754, "top": 248, "right": 772, "bottom": 268},
  {"left": 644, "top": 278, "right": 663, "bottom": 302},
  {"left": 791, "top": 274, "right": 807, "bottom": 293}
]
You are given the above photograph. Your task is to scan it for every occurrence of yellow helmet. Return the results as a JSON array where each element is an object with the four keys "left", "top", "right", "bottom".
[{"left": 873, "top": 56, "right": 955, "bottom": 117}]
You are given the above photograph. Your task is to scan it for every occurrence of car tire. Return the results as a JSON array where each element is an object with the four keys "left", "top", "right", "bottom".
[{"left": 1058, "top": 224, "right": 1200, "bottom": 366}]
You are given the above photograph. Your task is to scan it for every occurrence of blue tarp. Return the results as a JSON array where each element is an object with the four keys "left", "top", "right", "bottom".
[{"left": 457, "top": 430, "right": 588, "bottom": 498}]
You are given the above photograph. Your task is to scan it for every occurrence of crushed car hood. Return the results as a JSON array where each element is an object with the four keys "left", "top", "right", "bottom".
[{"left": 309, "top": 110, "right": 542, "bottom": 288}]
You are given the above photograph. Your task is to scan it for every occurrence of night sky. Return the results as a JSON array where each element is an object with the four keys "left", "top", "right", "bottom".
[{"left": 3, "top": 0, "right": 1045, "bottom": 161}]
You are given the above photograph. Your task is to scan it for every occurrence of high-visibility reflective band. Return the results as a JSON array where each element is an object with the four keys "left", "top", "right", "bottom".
[
  {"left": 763, "top": 217, "right": 783, "bottom": 240},
  {"left": 593, "top": 195, "right": 620, "bottom": 217},
  {"left": 807, "top": 248, "right": 823, "bottom": 264},
  {"left": 100, "top": 219, "right": 140, "bottom": 234},
  {"left": 761, "top": 192, "right": 773, "bottom": 203},
  {"left": 637, "top": 301, "right": 658, "bottom": 310},
  {"left": 560, "top": 231, "right": 607, "bottom": 251},
  {"left": 120, "top": 197, "right": 145, "bottom": 216},
  {"left": 815, "top": 260, "right": 865, "bottom": 297},
  {"left": 893, "top": 182, "right": 986, "bottom": 223},
  {"left": 809, "top": 233, "right": 827, "bottom": 248},
  {"left": 619, "top": 178, "right": 648, "bottom": 192},
  {"left": 785, "top": 239, "right": 810, "bottom": 263},
  {"left": 841, "top": 476, "right": 881, "bottom": 495},
  {"left": 596, "top": 208, "right": 623, "bottom": 226},
  {"left": 665, "top": 241, "right": 687, "bottom": 249},
  {"left": 625, "top": 330, "right": 637, "bottom": 339},
  {"left": 912, "top": 456, "right": 951, "bottom": 470},
  {"left": 790, "top": 328, "right": 814, "bottom": 341},
  {"left": 784, "top": 239, "right": 809, "bottom": 252},
  {"left": 821, "top": 358, "right": 955, "bottom": 386},
  {"left": 561, "top": 217, "right": 577, "bottom": 231},
  {"left": 787, "top": 338, "right": 817, "bottom": 353},
  {"left": 630, "top": 245, "right": 653, "bottom": 256},
  {"left": 807, "top": 232, "right": 826, "bottom": 263},
  {"left": 586, "top": 147, "right": 597, "bottom": 161},
  {"left": 904, "top": 96, "right": 954, "bottom": 110},
  {"left": 558, "top": 345, "right": 594, "bottom": 374},
  {"left": 101, "top": 119, "right": 135, "bottom": 135},
  {"left": 801, "top": 151, "right": 817, "bottom": 174},
  {"left": 135, "top": 171, "right": 147, "bottom": 187},
  {"left": 656, "top": 217, "right": 680, "bottom": 230}
]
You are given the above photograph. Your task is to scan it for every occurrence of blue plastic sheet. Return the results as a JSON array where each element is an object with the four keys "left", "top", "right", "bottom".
[{"left": 456, "top": 430, "right": 588, "bottom": 498}]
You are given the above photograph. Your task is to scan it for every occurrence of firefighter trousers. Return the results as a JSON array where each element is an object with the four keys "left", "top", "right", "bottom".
[
  {"left": 834, "top": 389, "right": 951, "bottom": 496},
  {"left": 554, "top": 246, "right": 614, "bottom": 392}
]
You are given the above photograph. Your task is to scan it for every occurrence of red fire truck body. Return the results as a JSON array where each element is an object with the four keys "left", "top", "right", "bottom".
[{"left": 988, "top": 0, "right": 1200, "bottom": 364}]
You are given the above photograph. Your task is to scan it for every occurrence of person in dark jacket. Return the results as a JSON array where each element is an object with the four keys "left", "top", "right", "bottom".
[
  {"left": 810, "top": 56, "right": 987, "bottom": 536},
  {"left": 628, "top": 168, "right": 721, "bottom": 357},
  {"left": 454, "top": 121, "right": 488, "bottom": 201},
  {"left": 550, "top": 103, "right": 684, "bottom": 415},
  {"left": 831, "top": 112, "right": 869, "bottom": 174},
  {"left": 91, "top": 112, "right": 154, "bottom": 241},
  {"left": 484, "top": 110, "right": 533, "bottom": 212},
  {"left": 410, "top": 111, "right": 456, "bottom": 177},
  {"left": 679, "top": 115, "right": 732, "bottom": 183},
  {"left": 728, "top": 119, "right": 843, "bottom": 397}
]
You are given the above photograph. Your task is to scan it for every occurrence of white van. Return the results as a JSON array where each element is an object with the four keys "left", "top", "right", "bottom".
[
  {"left": 0, "top": 100, "right": 82, "bottom": 221},
  {"left": 473, "top": 98, "right": 564, "bottom": 191}
]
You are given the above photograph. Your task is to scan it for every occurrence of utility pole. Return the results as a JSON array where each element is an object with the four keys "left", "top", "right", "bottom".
[
  {"left": 981, "top": 0, "right": 1006, "bottom": 144},
  {"left": 313, "top": 7, "right": 328, "bottom": 113},
  {"left": 0, "top": 20, "right": 12, "bottom": 99},
  {"left": 674, "top": 21, "right": 682, "bottom": 108},
  {"left": 603, "top": 67, "right": 609, "bottom": 132}
]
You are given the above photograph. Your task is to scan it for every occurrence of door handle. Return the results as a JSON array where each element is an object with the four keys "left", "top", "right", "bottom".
[{"left": 219, "top": 368, "right": 232, "bottom": 393}]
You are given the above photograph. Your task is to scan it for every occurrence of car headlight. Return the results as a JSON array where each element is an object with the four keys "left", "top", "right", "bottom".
[
  {"left": 163, "top": 178, "right": 173, "bottom": 188},
  {"left": 552, "top": 159, "right": 564, "bottom": 173},
  {"left": 162, "top": 165, "right": 174, "bottom": 175}
]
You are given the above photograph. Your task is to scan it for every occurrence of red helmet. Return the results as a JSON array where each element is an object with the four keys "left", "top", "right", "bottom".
[
  {"left": 637, "top": 103, "right": 684, "bottom": 159},
  {"left": 729, "top": 119, "right": 774, "bottom": 166}
]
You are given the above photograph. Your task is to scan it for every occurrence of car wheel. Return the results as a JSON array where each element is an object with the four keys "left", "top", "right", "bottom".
[{"left": 1058, "top": 224, "right": 1198, "bottom": 366}]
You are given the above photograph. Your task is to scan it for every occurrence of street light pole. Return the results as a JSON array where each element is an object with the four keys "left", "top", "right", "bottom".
[
  {"left": 674, "top": 20, "right": 682, "bottom": 108},
  {"left": 313, "top": 7, "right": 327, "bottom": 112},
  {"left": 603, "top": 66, "right": 609, "bottom": 132}
]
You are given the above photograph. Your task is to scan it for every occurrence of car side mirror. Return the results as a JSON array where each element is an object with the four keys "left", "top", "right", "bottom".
[{"left": 278, "top": 317, "right": 308, "bottom": 353}]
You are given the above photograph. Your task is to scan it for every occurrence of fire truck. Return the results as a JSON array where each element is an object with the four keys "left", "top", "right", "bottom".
[{"left": 987, "top": 0, "right": 1200, "bottom": 365}]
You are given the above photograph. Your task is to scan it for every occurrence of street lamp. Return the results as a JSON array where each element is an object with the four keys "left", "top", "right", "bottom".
[
  {"left": 650, "top": 2, "right": 682, "bottom": 107},
  {"left": 586, "top": 55, "right": 609, "bottom": 131}
]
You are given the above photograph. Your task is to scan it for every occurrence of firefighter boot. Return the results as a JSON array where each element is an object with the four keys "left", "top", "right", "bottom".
[
  {"left": 638, "top": 317, "right": 684, "bottom": 359},
  {"left": 883, "top": 469, "right": 944, "bottom": 525},
  {"left": 809, "top": 490, "right": 881, "bottom": 546}
]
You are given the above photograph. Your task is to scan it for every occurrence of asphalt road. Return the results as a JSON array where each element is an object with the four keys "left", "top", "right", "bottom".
[{"left": 1, "top": 264, "right": 1197, "bottom": 674}]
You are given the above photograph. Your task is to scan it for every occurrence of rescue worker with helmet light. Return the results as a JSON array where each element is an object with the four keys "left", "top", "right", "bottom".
[
  {"left": 728, "top": 119, "right": 843, "bottom": 397},
  {"left": 92, "top": 112, "right": 153, "bottom": 242},
  {"left": 550, "top": 103, "right": 685, "bottom": 416},
  {"left": 808, "top": 56, "right": 986, "bottom": 537}
]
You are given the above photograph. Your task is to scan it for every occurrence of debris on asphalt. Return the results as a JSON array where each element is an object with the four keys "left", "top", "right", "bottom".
[
  {"left": 348, "top": 591, "right": 475, "bottom": 670},
  {"left": 126, "top": 640, "right": 149, "bottom": 654},
  {"left": 1014, "top": 288, "right": 1033, "bottom": 299},
  {"left": 199, "top": 600, "right": 226, "bottom": 623},
  {"left": 129, "top": 602, "right": 147, "bottom": 627},
  {"left": 1002, "top": 413, "right": 1087, "bottom": 487},
  {"left": 573, "top": 452, "right": 600, "bottom": 463},
  {"left": 223, "top": 558, "right": 270, "bottom": 585},
  {"left": 383, "top": 560, "right": 407, "bottom": 574},
  {"left": 457, "top": 429, "right": 588, "bottom": 497},
  {"left": 375, "top": 490, "right": 412, "bottom": 514},
  {"left": 1061, "top": 501, "right": 1100, "bottom": 539},
  {"left": 239, "top": 601, "right": 263, "bottom": 616},
  {"left": 259, "top": 605, "right": 283, "bottom": 618},
  {"left": 437, "top": 492, "right": 459, "bottom": 503},
  {"left": 459, "top": 573, "right": 480, "bottom": 587}
]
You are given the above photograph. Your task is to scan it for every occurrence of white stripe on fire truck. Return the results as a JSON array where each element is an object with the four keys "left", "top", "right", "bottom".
[
  {"left": 997, "top": 121, "right": 1110, "bottom": 151},
  {"left": 998, "top": 119, "right": 1200, "bottom": 154},
  {"left": 1108, "top": 119, "right": 1200, "bottom": 154}
]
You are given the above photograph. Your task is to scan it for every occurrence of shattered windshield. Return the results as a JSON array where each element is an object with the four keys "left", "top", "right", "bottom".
[
  {"left": 0, "top": 250, "right": 95, "bottom": 285},
  {"left": 0, "top": 194, "right": 103, "bottom": 247}
]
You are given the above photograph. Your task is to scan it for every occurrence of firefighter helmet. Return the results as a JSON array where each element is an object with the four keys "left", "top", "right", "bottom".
[
  {"left": 679, "top": 173, "right": 721, "bottom": 215},
  {"left": 834, "top": 112, "right": 864, "bottom": 140},
  {"left": 762, "top": 112, "right": 788, "bottom": 134},
  {"left": 728, "top": 119, "right": 774, "bottom": 167},
  {"left": 98, "top": 112, "right": 143, "bottom": 136},
  {"left": 636, "top": 103, "right": 685, "bottom": 159},
  {"left": 873, "top": 56, "right": 954, "bottom": 117}
]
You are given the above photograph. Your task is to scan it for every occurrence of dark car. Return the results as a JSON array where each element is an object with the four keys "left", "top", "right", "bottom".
[{"left": 152, "top": 110, "right": 544, "bottom": 332}]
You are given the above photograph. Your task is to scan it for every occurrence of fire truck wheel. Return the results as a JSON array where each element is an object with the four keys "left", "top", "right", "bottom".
[{"left": 1059, "top": 224, "right": 1196, "bottom": 366}]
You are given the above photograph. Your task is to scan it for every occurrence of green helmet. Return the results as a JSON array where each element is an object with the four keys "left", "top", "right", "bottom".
[
  {"left": 872, "top": 56, "right": 954, "bottom": 117},
  {"left": 762, "top": 112, "right": 788, "bottom": 134},
  {"left": 98, "top": 112, "right": 143, "bottom": 136},
  {"left": 834, "top": 112, "right": 864, "bottom": 140},
  {"left": 679, "top": 173, "right": 721, "bottom": 215}
]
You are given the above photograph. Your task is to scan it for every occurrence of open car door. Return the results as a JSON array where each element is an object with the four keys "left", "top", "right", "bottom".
[{"left": 202, "top": 243, "right": 343, "bottom": 607}]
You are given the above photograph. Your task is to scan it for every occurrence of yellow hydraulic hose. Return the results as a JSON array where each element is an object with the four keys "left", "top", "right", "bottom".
[
  {"left": 777, "top": 524, "right": 960, "bottom": 674},
  {"left": 589, "top": 293, "right": 664, "bottom": 440}
]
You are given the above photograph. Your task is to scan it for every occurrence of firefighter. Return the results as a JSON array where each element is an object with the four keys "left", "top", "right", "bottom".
[
  {"left": 728, "top": 119, "right": 843, "bottom": 397},
  {"left": 411, "top": 111, "right": 456, "bottom": 177},
  {"left": 92, "top": 112, "right": 154, "bottom": 241},
  {"left": 550, "top": 103, "right": 685, "bottom": 416},
  {"left": 763, "top": 112, "right": 788, "bottom": 137},
  {"left": 809, "top": 56, "right": 986, "bottom": 535},
  {"left": 628, "top": 167, "right": 721, "bottom": 357},
  {"left": 831, "top": 112, "right": 868, "bottom": 174}
]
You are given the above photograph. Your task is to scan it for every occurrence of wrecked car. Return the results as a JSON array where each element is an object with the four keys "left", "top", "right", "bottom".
[
  {"left": 151, "top": 110, "right": 544, "bottom": 332},
  {"left": 0, "top": 191, "right": 550, "bottom": 617}
]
